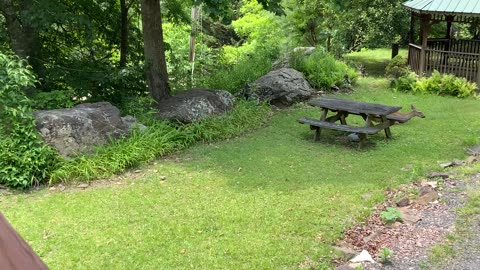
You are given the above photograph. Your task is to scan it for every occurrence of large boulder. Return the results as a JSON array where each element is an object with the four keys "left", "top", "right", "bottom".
[
  {"left": 155, "top": 88, "right": 235, "bottom": 123},
  {"left": 34, "top": 102, "right": 138, "bottom": 157},
  {"left": 247, "top": 68, "right": 313, "bottom": 106}
]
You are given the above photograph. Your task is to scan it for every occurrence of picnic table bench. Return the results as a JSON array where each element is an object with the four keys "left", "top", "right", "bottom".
[{"left": 298, "top": 97, "right": 402, "bottom": 146}]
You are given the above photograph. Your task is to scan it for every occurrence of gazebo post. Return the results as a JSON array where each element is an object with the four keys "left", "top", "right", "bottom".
[
  {"left": 418, "top": 14, "right": 431, "bottom": 78},
  {"left": 409, "top": 12, "right": 415, "bottom": 44}
]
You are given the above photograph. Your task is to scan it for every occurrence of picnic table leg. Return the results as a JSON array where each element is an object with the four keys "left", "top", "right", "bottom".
[
  {"left": 381, "top": 116, "right": 393, "bottom": 138},
  {"left": 314, "top": 127, "right": 321, "bottom": 141},
  {"left": 313, "top": 108, "right": 328, "bottom": 141},
  {"left": 340, "top": 112, "right": 347, "bottom": 125},
  {"left": 358, "top": 133, "right": 367, "bottom": 148}
]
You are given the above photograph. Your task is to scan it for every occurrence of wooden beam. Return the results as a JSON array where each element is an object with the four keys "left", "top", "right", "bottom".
[
  {"left": 419, "top": 14, "right": 432, "bottom": 78},
  {"left": 409, "top": 12, "right": 416, "bottom": 44}
]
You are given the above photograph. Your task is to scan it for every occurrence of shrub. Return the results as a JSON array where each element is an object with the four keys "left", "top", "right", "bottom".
[
  {"left": 31, "top": 89, "right": 76, "bottom": 110},
  {"left": 202, "top": 48, "right": 277, "bottom": 94},
  {"left": 290, "top": 49, "right": 358, "bottom": 90},
  {"left": 414, "top": 70, "right": 477, "bottom": 98},
  {"left": 393, "top": 70, "right": 477, "bottom": 98},
  {"left": 385, "top": 55, "right": 410, "bottom": 79},
  {"left": 393, "top": 72, "right": 417, "bottom": 93},
  {"left": 0, "top": 53, "right": 57, "bottom": 188}
]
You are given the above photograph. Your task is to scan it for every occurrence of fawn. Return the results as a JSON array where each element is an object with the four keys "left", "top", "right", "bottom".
[{"left": 373, "top": 105, "right": 425, "bottom": 124}]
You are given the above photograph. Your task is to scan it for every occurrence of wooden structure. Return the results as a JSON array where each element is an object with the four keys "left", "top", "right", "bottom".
[
  {"left": 298, "top": 97, "right": 402, "bottom": 147},
  {"left": 0, "top": 213, "right": 49, "bottom": 269},
  {"left": 403, "top": 0, "right": 480, "bottom": 85}
]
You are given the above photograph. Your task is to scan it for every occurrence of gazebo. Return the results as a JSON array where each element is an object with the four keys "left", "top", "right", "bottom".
[{"left": 403, "top": 0, "right": 480, "bottom": 85}]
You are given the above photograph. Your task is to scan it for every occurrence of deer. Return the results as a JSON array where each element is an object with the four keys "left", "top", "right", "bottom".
[{"left": 372, "top": 104, "right": 425, "bottom": 124}]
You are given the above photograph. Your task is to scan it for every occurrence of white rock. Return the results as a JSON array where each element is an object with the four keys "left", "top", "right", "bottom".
[{"left": 349, "top": 250, "right": 375, "bottom": 263}]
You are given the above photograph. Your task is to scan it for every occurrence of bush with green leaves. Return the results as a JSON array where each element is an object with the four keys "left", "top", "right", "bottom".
[
  {"left": 290, "top": 49, "right": 358, "bottom": 90},
  {"left": 394, "top": 70, "right": 477, "bottom": 98},
  {"left": 380, "top": 207, "right": 403, "bottom": 224},
  {"left": 385, "top": 55, "right": 410, "bottom": 79},
  {"left": 0, "top": 53, "right": 57, "bottom": 188},
  {"left": 393, "top": 72, "right": 417, "bottom": 93},
  {"left": 31, "top": 89, "right": 76, "bottom": 110},
  {"left": 202, "top": 47, "right": 277, "bottom": 94},
  {"left": 414, "top": 70, "right": 477, "bottom": 98}
]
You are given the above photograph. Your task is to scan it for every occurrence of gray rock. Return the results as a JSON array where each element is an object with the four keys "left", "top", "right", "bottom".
[
  {"left": 467, "top": 145, "right": 480, "bottom": 156},
  {"left": 155, "top": 88, "right": 235, "bottom": 123},
  {"left": 347, "top": 133, "right": 360, "bottom": 142},
  {"left": 35, "top": 102, "right": 136, "bottom": 157},
  {"left": 122, "top": 115, "right": 147, "bottom": 132},
  {"left": 396, "top": 197, "right": 410, "bottom": 207},
  {"left": 248, "top": 68, "right": 313, "bottom": 106}
]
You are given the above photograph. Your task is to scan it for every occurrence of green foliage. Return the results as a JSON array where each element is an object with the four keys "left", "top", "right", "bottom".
[
  {"left": 291, "top": 49, "right": 358, "bottom": 89},
  {"left": 414, "top": 71, "right": 477, "bottom": 98},
  {"left": 202, "top": 48, "right": 276, "bottom": 93},
  {"left": 394, "top": 71, "right": 477, "bottom": 98},
  {"left": 31, "top": 90, "right": 76, "bottom": 110},
  {"left": 385, "top": 55, "right": 410, "bottom": 79},
  {"left": 380, "top": 207, "right": 402, "bottom": 224},
  {"left": 50, "top": 100, "right": 270, "bottom": 183},
  {"left": 393, "top": 72, "right": 418, "bottom": 93},
  {"left": 378, "top": 248, "right": 393, "bottom": 264},
  {"left": 0, "top": 53, "right": 57, "bottom": 188}
]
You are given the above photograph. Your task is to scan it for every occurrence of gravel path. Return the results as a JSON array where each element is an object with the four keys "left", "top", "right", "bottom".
[{"left": 337, "top": 173, "right": 480, "bottom": 270}]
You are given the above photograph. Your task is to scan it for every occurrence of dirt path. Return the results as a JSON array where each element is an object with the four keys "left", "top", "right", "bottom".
[{"left": 336, "top": 172, "right": 480, "bottom": 270}]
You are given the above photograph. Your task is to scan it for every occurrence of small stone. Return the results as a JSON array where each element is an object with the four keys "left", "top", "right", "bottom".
[
  {"left": 467, "top": 145, "right": 480, "bottom": 156},
  {"left": 399, "top": 207, "right": 421, "bottom": 224},
  {"left": 134, "top": 170, "right": 142, "bottom": 173},
  {"left": 419, "top": 186, "right": 434, "bottom": 196},
  {"left": 427, "top": 172, "right": 450, "bottom": 179},
  {"left": 350, "top": 250, "right": 374, "bottom": 263},
  {"left": 160, "top": 176, "right": 167, "bottom": 181},
  {"left": 426, "top": 181, "right": 438, "bottom": 189},
  {"left": 77, "top": 183, "right": 89, "bottom": 189},
  {"left": 416, "top": 191, "right": 439, "bottom": 205},
  {"left": 347, "top": 133, "right": 360, "bottom": 142},
  {"left": 49, "top": 187, "right": 57, "bottom": 192},
  {"left": 396, "top": 197, "right": 410, "bottom": 207},
  {"left": 58, "top": 184, "right": 66, "bottom": 191},
  {"left": 440, "top": 162, "right": 454, "bottom": 168},
  {"left": 332, "top": 246, "right": 357, "bottom": 260}
]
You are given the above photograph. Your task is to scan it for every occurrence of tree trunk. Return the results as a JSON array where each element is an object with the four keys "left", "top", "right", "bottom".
[
  {"left": 119, "top": 0, "right": 129, "bottom": 68},
  {"left": 0, "top": 0, "right": 44, "bottom": 86},
  {"left": 140, "top": 0, "right": 171, "bottom": 103}
]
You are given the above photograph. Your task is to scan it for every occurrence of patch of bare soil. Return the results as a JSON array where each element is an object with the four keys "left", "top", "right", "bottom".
[{"left": 335, "top": 171, "right": 479, "bottom": 270}]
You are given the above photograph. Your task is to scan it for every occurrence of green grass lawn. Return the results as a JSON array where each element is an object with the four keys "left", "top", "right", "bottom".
[
  {"left": 1, "top": 51, "right": 480, "bottom": 269},
  {"left": 344, "top": 48, "right": 407, "bottom": 77}
]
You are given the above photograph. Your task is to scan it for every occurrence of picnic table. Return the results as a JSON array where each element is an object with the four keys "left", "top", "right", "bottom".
[{"left": 298, "top": 97, "right": 402, "bottom": 146}]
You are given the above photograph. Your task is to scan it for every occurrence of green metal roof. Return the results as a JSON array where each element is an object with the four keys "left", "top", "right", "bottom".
[{"left": 403, "top": 0, "right": 480, "bottom": 17}]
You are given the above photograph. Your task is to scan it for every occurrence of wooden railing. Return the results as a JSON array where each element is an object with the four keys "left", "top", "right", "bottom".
[
  {"left": 408, "top": 41, "right": 480, "bottom": 84},
  {"left": 427, "top": 38, "right": 480, "bottom": 54},
  {"left": 425, "top": 49, "right": 480, "bottom": 82},
  {"left": 408, "top": 44, "right": 422, "bottom": 74}
]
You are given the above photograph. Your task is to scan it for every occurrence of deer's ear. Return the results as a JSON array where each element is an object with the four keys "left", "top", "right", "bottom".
[{"left": 411, "top": 104, "right": 416, "bottom": 110}]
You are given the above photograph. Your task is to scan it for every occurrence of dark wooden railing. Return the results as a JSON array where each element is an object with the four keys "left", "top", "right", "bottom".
[
  {"left": 408, "top": 39, "right": 480, "bottom": 85},
  {"left": 427, "top": 38, "right": 480, "bottom": 54},
  {"left": 408, "top": 44, "right": 422, "bottom": 75},
  {"left": 425, "top": 49, "right": 480, "bottom": 82}
]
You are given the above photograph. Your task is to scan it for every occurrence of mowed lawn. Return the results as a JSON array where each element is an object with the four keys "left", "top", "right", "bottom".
[{"left": 1, "top": 78, "right": 480, "bottom": 268}]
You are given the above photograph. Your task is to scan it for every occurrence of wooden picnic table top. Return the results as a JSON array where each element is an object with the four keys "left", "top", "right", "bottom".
[{"left": 308, "top": 97, "right": 402, "bottom": 116}]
